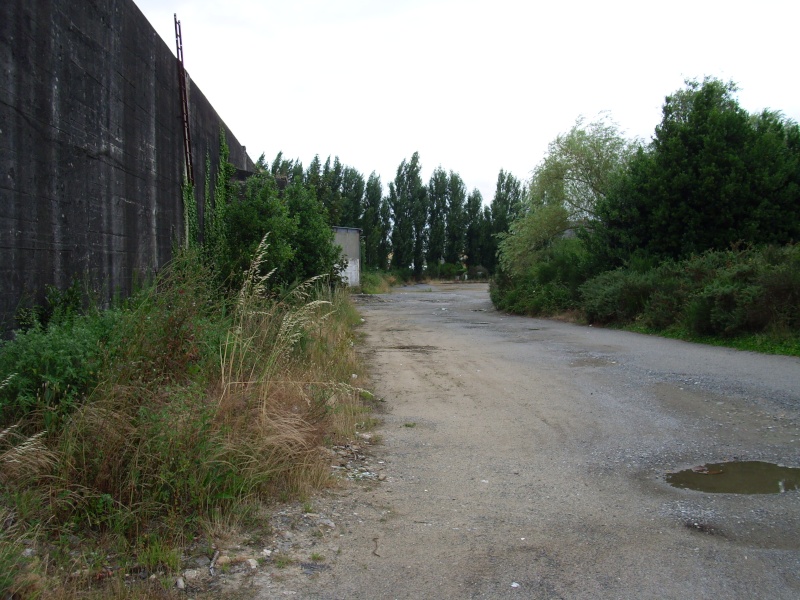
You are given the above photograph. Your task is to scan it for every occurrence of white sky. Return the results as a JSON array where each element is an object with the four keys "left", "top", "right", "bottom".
[{"left": 135, "top": 0, "right": 800, "bottom": 204}]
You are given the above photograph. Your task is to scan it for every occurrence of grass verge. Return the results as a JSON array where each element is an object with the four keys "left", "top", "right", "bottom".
[{"left": 0, "top": 239, "right": 371, "bottom": 598}]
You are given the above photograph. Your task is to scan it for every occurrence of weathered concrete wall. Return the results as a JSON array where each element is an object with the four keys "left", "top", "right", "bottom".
[
  {"left": 0, "top": 0, "right": 253, "bottom": 330},
  {"left": 332, "top": 227, "right": 361, "bottom": 287}
]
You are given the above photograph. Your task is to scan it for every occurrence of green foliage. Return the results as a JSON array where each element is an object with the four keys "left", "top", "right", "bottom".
[
  {"left": 221, "top": 172, "right": 295, "bottom": 284},
  {"left": 269, "top": 150, "right": 304, "bottom": 187},
  {"left": 528, "top": 114, "right": 636, "bottom": 220},
  {"left": 1, "top": 244, "right": 370, "bottom": 567},
  {"left": 319, "top": 156, "right": 344, "bottom": 225},
  {"left": 427, "top": 167, "right": 448, "bottom": 266},
  {"left": 492, "top": 237, "right": 591, "bottom": 315},
  {"left": 340, "top": 166, "right": 365, "bottom": 228},
  {"left": 359, "top": 269, "right": 392, "bottom": 294},
  {"left": 216, "top": 148, "right": 360, "bottom": 288},
  {"left": 579, "top": 267, "right": 660, "bottom": 324},
  {"left": 0, "top": 309, "right": 122, "bottom": 426},
  {"left": 480, "top": 170, "right": 524, "bottom": 273},
  {"left": 362, "top": 173, "right": 389, "bottom": 269},
  {"left": 390, "top": 153, "right": 428, "bottom": 276},
  {"left": 495, "top": 81, "right": 800, "bottom": 352},
  {"left": 498, "top": 203, "right": 571, "bottom": 278},
  {"left": 579, "top": 245, "right": 800, "bottom": 337},
  {"left": 14, "top": 278, "right": 86, "bottom": 333},
  {"left": 284, "top": 183, "right": 343, "bottom": 284},
  {"left": 0, "top": 510, "right": 36, "bottom": 600},
  {"left": 183, "top": 179, "right": 199, "bottom": 249},
  {"left": 464, "top": 189, "right": 485, "bottom": 268},
  {"left": 592, "top": 78, "right": 800, "bottom": 263},
  {"left": 439, "top": 262, "right": 465, "bottom": 280},
  {"left": 207, "top": 130, "right": 235, "bottom": 261},
  {"left": 444, "top": 172, "right": 467, "bottom": 264},
  {"left": 493, "top": 116, "right": 626, "bottom": 315},
  {"left": 495, "top": 113, "right": 635, "bottom": 306}
]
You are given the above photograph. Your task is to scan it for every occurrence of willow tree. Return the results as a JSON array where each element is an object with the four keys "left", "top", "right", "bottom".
[{"left": 499, "top": 114, "right": 636, "bottom": 277}]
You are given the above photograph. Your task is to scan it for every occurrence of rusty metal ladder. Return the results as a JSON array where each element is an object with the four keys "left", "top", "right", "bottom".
[{"left": 174, "top": 14, "right": 194, "bottom": 187}]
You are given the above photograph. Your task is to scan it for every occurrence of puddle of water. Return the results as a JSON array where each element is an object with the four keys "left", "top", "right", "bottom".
[{"left": 666, "top": 461, "right": 800, "bottom": 494}]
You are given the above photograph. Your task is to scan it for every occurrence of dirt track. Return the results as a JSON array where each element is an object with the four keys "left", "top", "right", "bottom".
[{"left": 254, "top": 282, "right": 800, "bottom": 599}]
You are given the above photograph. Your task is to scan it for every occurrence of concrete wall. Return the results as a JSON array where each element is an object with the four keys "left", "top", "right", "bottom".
[
  {"left": 332, "top": 227, "right": 361, "bottom": 287},
  {"left": 0, "top": 0, "right": 253, "bottom": 330}
]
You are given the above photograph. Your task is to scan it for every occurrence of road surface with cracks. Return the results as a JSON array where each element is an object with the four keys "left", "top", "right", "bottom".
[{"left": 255, "top": 282, "right": 800, "bottom": 599}]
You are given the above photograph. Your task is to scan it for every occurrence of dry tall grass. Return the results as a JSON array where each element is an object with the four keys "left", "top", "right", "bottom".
[{"left": 0, "top": 237, "right": 371, "bottom": 598}]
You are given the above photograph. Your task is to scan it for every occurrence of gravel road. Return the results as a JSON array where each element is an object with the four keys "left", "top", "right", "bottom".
[{"left": 257, "top": 282, "right": 800, "bottom": 599}]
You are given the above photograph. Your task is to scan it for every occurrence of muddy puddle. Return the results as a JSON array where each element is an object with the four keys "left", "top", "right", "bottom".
[{"left": 667, "top": 461, "right": 800, "bottom": 494}]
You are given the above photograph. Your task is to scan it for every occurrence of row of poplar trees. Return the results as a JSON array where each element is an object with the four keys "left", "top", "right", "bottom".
[{"left": 262, "top": 152, "right": 523, "bottom": 277}]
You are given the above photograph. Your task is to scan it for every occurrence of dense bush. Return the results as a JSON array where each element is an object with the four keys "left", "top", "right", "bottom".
[
  {"left": 492, "top": 237, "right": 592, "bottom": 315},
  {"left": 579, "top": 245, "right": 800, "bottom": 336},
  {"left": 579, "top": 268, "right": 658, "bottom": 324},
  {"left": 0, "top": 309, "right": 122, "bottom": 426},
  {"left": 591, "top": 79, "right": 800, "bottom": 264}
]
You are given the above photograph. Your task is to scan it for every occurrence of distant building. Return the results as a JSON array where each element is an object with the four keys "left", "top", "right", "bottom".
[{"left": 332, "top": 227, "right": 361, "bottom": 287}]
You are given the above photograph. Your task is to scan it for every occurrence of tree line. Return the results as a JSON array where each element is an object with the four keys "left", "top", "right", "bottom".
[
  {"left": 259, "top": 151, "right": 524, "bottom": 279},
  {"left": 493, "top": 77, "right": 800, "bottom": 340}
]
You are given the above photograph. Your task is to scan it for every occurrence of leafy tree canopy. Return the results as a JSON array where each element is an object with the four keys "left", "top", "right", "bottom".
[
  {"left": 528, "top": 114, "right": 636, "bottom": 221},
  {"left": 593, "top": 77, "right": 800, "bottom": 263}
]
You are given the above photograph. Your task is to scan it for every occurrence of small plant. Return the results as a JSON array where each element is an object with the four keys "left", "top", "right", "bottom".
[
  {"left": 403, "top": 422, "right": 416, "bottom": 428},
  {"left": 310, "top": 552, "right": 325, "bottom": 562},
  {"left": 272, "top": 552, "right": 294, "bottom": 569},
  {"left": 136, "top": 535, "right": 180, "bottom": 573}
]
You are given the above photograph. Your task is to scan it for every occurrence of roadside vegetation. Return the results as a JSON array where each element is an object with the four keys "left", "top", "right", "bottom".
[
  {"left": 0, "top": 136, "right": 372, "bottom": 597},
  {"left": 359, "top": 270, "right": 399, "bottom": 294},
  {"left": 0, "top": 243, "right": 371, "bottom": 598},
  {"left": 492, "top": 78, "right": 800, "bottom": 355}
]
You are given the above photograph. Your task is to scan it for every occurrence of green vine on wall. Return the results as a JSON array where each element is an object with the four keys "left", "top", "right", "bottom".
[
  {"left": 183, "top": 178, "right": 198, "bottom": 249},
  {"left": 211, "top": 128, "right": 235, "bottom": 259},
  {"left": 189, "top": 127, "right": 237, "bottom": 273},
  {"left": 202, "top": 151, "right": 212, "bottom": 250}
]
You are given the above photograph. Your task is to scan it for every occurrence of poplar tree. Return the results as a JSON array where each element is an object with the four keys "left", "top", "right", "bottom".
[
  {"left": 444, "top": 172, "right": 467, "bottom": 264},
  {"left": 363, "top": 172, "right": 384, "bottom": 268},
  {"left": 391, "top": 153, "right": 427, "bottom": 276},
  {"left": 340, "top": 166, "right": 365, "bottom": 228},
  {"left": 464, "top": 189, "right": 484, "bottom": 267},
  {"left": 485, "top": 170, "right": 522, "bottom": 271},
  {"left": 427, "top": 167, "right": 449, "bottom": 269},
  {"left": 320, "top": 156, "right": 344, "bottom": 225}
]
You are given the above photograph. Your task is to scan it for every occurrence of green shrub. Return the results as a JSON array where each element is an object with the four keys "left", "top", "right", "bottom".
[
  {"left": 578, "top": 245, "right": 800, "bottom": 336},
  {"left": 580, "top": 268, "right": 657, "bottom": 323},
  {"left": 0, "top": 309, "right": 123, "bottom": 426},
  {"left": 360, "top": 270, "right": 392, "bottom": 294},
  {"left": 492, "top": 237, "right": 591, "bottom": 315},
  {"left": 438, "top": 263, "right": 465, "bottom": 280}
]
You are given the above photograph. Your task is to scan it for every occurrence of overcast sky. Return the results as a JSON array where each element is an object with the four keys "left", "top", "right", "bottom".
[{"left": 135, "top": 0, "right": 800, "bottom": 204}]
